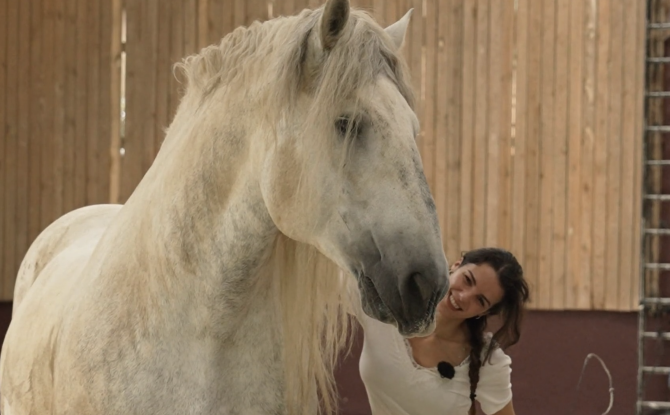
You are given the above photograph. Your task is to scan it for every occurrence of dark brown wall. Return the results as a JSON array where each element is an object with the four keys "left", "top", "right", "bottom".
[
  {"left": 335, "top": 311, "right": 638, "bottom": 415},
  {"left": 0, "top": 305, "right": 638, "bottom": 414}
]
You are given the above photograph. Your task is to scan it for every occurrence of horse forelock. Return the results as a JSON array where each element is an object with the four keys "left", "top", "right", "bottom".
[{"left": 174, "top": 7, "right": 414, "bottom": 120}]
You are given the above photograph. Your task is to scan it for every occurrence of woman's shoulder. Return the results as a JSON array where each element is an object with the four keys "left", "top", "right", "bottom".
[
  {"left": 481, "top": 333, "right": 512, "bottom": 369},
  {"left": 474, "top": 333, "right": 513, "bottom": 414}
]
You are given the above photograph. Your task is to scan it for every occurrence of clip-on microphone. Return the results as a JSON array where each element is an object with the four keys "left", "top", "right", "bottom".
[{"left": 437, "top": 361, "right": 455, "bottom": 379}]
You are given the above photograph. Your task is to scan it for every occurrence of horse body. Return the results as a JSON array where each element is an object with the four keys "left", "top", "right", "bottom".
[
  {"left": 0, "top": 2, "right": 449, "bottom": 414},
  {"left": 2, "top": 132, "right": 289, "bottom": 414},
  {"left": 3, "top": 89, "right": 288, "bottom": 415}
]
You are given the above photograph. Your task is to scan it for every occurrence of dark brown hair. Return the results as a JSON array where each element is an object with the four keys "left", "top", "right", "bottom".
[{"left": 457, "top": 248, "right": 529, "bottom": 415}]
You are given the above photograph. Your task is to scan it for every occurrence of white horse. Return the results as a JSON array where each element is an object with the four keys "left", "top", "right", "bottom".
[{"left": 0, "top": 1, "right": 448, "bottom": 414}]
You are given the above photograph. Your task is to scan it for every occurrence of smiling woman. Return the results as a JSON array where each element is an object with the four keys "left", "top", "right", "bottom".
[{"left": 347, "top": 247, "right": 530, "bottom": 415}]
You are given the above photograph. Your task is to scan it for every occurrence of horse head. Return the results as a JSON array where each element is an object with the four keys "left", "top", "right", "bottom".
[{"left": 260, "top": 0, "right": 449, "bottom": 337}]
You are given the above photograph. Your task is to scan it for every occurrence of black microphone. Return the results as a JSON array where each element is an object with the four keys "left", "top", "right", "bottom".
[{"left": 437, "top": 361, "right": 455, "bottom": 379}]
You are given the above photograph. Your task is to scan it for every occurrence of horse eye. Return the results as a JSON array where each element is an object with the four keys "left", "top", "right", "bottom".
[
  {"left": 335, "top": 115, "right": 363, "bottom": 138},
  {"left": 335, "top": 116, "right": 351, "bottom": 137}
]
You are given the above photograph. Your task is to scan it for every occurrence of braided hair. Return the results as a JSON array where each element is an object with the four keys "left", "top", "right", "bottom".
[{"left": 456, "top": 248, "right": 529, "bottom": 415}]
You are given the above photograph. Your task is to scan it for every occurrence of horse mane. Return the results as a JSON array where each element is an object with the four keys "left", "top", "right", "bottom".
[
  {"left": 173, "top": 5, "right": 417, "bottom": 414},
  {"left": 270, "top": 234, "right": 352, "bottom": 414},
  {"left": 174, "top": 7, "right": 415, "bottom": 122}
]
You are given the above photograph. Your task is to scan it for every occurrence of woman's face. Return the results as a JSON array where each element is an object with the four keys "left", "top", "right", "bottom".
[{"left": 437, "top": 261, "right": 505, "bottom": 319}]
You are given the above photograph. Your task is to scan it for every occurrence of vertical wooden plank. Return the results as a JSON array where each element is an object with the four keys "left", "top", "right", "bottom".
[
  {"left": 444, "top": 0, "right": 462, "bottom": 261},
  {"left": 197, "top": 0, "right": 207, "bottom": 48},
  {"left": 630, "top": 0, "right": 645, "bottom": 310},
  {"left": 485, "top": 0, "right": 501, "bottom": 248},
  {"left": 29, "top": 0, "right": 44, "bottom": 245},
  {"left": 246, "top": 0, "right": 268, "bottom": 24},
  {"left": 551, "top": 0, "right": 569, "bottom": 310},
  {"left": 219, "top": 0, "right": 237, "bottom": 41},
  {"left": 234, "top": 0, "right": 246, "bottom": 28},
  {"left": 372, "top": 0, "right": 385, "bottom": 23},
  {"left": 276, "top": 0, "right": 296, "bottom": 17},
  {"left": 99, "top": 0, "right": 115, "bottom": 204},
  {"left": 62, "top": 0, "right": 77, "bottom": 213},
  {"left": 409, "top": 0, "right": 422, "bottom": 158},
  {"left": 578, "top": 0, "right": 597, "bottom": 309},
  {"left": 524, "top": 0, "right": 541, "bottom": 307},
  {"left": 184, "top": 0, "right": 198, "bottom": 59},
  {"left": 618, "top": 0, "right": 642, "bottom": 310},
  {"left": 3, "top": 0, "right": 18, "bottom": 299},
  {"left": 0, "top": 0, "right": 7, "bottom": 295},
  {"left": 471, "top": 0, "right": 489, "bottom": 249},
  {"left": 459, "top": 0, "right": 475, "bottom": 252},
  {"left": 591, "top": 0, "right": 609, "bottom": 310},
  {"left": 448, "top": 0, "right": 465, "bottom": 261},
  {"left": 155, "top": 0, "right": 171, "bottom": 154},
  {"left": 351, "top": 0, "right": 373, "bottom": 14},
  {"left": 74, "top": 0, "right": 88, "bottom": 210},
  {"left": 15, "top": 0, "right": 31, "bottom": 298},
  {"left": 422, "top": 0, "right": 437, "bottom": 193},
  {"left": 40, "top": 0, "right": 56, "bottom": 227},
  {"left": 565, "top": 0, "right": 584, "bottom": 309},
  {"left": 207, "top": 0, "right": 223, "bottom": 46},
  {"left": 108, "top": 0, "right": 123, "bottom": 204},
  {"left": 301, "top": 0, "right": 314, "bottom": 14},
  {"left": 398, "top": 0, "right": 414, "bottom": 70},
  {"left": 384, "top": 0, "right": 398, "bottom": 29},
  {"left": 181, "top": 0, "right": 199, "bottom": 118},
  {"left": 86, "top": 0, "right": 101, "bottom": 205},
  {"left": 495, "top": 0, "right": 514, "bottom": 251},
  {"left": 537, "top": 0, "right": 556, "bottom": 308},
  {"left": 376, "top": 0, "right": 385, "bottom": 16},
  {"left": 294, "top": 0, "right": 309, "bottom": 16},
  {"left": 293, "top": 0, "right": 305, "bottom": 17},
  {"left": 434, "top": 0, "right": 450, "bottom": 255},
  {"left": 308, "top": 0, "right": 322, "bottom": 10},
  {"left": 52, "top": 0, "right": 65, "bottom": 217},
  {"left": 604, "top": 0, "right": 623, "bottom": 310},
  {"left": 511, "top": 0, "right": 528, "bottom": 272},
  {"left": 122, "top": 0, "right": 145, "bottom": 202},
  {"left": 144, "top": 1, "right": 159, "bottom": 171},
  {"left": 123, "top": 0, "right": 159, "bottom": 201}
]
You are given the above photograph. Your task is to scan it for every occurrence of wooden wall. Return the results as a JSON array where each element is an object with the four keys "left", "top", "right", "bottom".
[
  {"left": 0, "top": 0, "right": 121, "bottom": 300},
  {"left": 0, "top": 0, "right": 647, "bottom": 310}
]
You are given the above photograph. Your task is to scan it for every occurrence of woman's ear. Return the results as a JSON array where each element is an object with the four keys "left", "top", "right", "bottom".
[{"left": 449, "top": 257, "right": 463, "bottom": 273}]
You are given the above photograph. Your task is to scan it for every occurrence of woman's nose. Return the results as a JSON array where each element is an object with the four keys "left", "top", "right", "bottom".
[
  {"left": 458, "top": 290, "right": 473, "bottom": 304},
  {"left": 456, "top": 291, "right": 467, "bottom": 304}
]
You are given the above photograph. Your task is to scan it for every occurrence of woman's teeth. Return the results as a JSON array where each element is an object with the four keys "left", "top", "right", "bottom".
[{"left": 449, "top": 295, "right": 461, "bottom": 310}]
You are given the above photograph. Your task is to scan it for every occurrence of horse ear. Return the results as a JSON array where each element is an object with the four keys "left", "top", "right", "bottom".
[
  {"left": 320, "top": 0, "right": 350, "bottom": 51},
  {"left": 384, "top": 8, "right": 413, "bottom": 51}
]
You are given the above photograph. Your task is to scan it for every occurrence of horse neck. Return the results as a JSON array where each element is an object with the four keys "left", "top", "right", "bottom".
[{"left": 109, "top": 96, "right": 280, "bottom": 327}]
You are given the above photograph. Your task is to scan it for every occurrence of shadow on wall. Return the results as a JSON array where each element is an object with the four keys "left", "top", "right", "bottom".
[{"left": 0, "top": 303, "right": 11, "bottom": 346}]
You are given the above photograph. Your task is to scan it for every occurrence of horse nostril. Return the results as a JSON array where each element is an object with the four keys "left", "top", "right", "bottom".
[{"left": 405, "top": 272, "right": 436, "bottom": 304}]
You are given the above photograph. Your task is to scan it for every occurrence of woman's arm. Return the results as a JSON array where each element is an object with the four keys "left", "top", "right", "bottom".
[{"left": 492, "top": 400, "right": 515, "bottom": 415}]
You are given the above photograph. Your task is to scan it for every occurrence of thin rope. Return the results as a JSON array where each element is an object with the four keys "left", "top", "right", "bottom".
[{"left": 568, "top": 353, "right": 614, "bottom": 415}]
